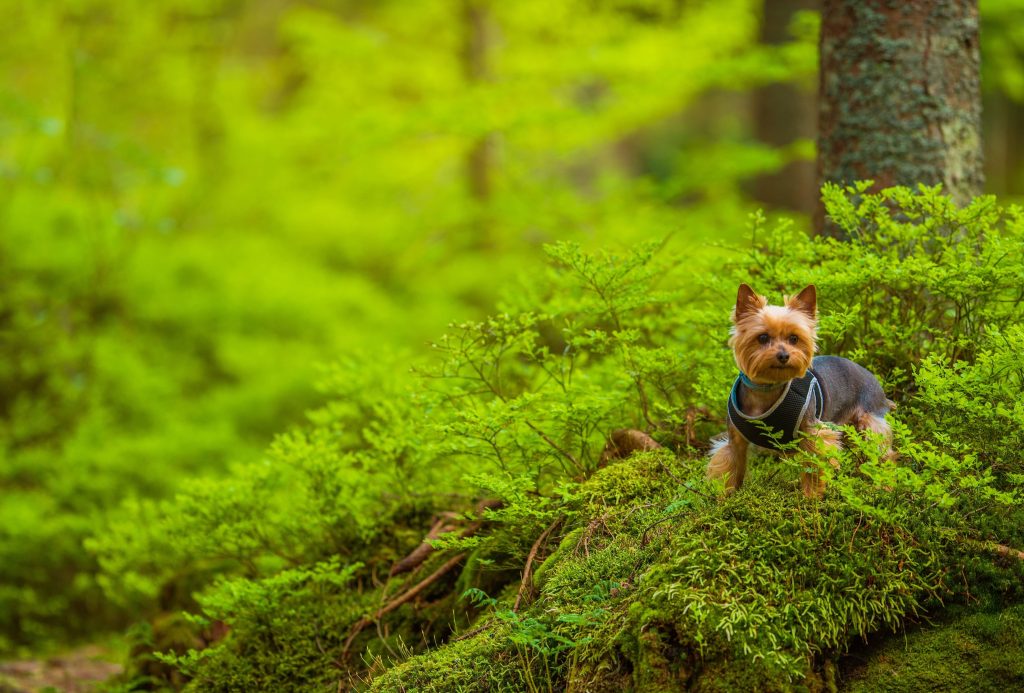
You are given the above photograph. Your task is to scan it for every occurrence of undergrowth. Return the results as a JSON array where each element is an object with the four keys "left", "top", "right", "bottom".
[{"left": 96, "top": 185, "right": 1024, "bottom": 691}]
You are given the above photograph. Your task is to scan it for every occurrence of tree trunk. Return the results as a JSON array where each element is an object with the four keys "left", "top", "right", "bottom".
[
  {"left": 983, "top": 92, "right": 1024, "bottom": 196},
  {"left": 816, "top": 0, "right": 983, "bottom": 234},
  {"left": 751, "top": 0, "right": 817, "bottom": 216},
  {"left": 462, "top": 0, "right": 497, "bottom": 245}
]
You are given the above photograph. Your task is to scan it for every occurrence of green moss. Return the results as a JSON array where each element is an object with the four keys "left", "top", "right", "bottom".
[
  {"left": 369, "top": 626, "right": 531, "bottom": 692},
  {"left": 840, "top": 604, "right": 1024, "bottom": 691},
  {"left": 369, "top": 444, "right": 1017, "bottom": 692},
  {"left": 124, "top": 189, "right": 1024, "bottom": 691},
  {"left": 578, "top": 450, "right": 693, "bottom": 508}
]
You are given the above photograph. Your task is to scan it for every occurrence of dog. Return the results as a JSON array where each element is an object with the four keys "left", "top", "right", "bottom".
[{"left": 707, "top": 283, "right": 894, "bottom": 498}]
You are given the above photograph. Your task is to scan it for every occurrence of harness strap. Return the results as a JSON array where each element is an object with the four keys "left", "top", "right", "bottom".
[{"left": 727, "top": 369, "right": 823, "bottom": 449}]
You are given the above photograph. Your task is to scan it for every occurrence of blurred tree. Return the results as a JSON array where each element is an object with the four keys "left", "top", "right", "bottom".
[
  {"left": 816, "top": 0, "right": 983, "bottom": 233},
  {"left": 981, "top": 0, "right": 1024, "bottom": 197},
  {"left": 0, "top": 0, "right": 821, "bottom": 651},
  {"left": 462, "top": 0, "right": 496, "bottom": 224},
  {"left": 751, "top": 0, "right": 817, "bottom": 216}
]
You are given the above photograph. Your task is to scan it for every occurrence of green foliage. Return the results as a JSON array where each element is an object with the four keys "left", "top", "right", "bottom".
[
  {"left": 741, "top": 183, "right": 1024, "bottom": 394},
  {"left": 157, "top": 559, "right": 366, "bottom": 692},
  {"left": 4, "top": 0, "right": 1024, "bottom": 689},
  {"left": 0, "top": 0, "right": 818, "bottom": 652},
  {"left": 88, "top": 186, "right": 1024, "bottom": 691}
]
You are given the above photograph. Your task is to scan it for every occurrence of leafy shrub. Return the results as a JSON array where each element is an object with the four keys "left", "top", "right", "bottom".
[
  {"left": 0, "top": 0, "right": 815, "bottom": 653},
  {"left": 97, "top": 185, "right": 1024, "bottom": 690}
]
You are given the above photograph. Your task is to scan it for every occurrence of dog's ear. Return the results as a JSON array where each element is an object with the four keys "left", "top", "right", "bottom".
[
  {"left": 734, "top": 283, "right": 760, "bottom": 322},
  {"left": 787, "top": 284, "right": 817, "bottom": 318}
]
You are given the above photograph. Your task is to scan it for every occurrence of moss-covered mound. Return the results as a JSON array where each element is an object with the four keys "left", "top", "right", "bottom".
[{"left": 368, "top": 450, "right": 1022, "bottom": 692}]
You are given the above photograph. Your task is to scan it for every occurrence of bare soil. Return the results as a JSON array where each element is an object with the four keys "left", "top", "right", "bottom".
[{"left": 0, "top": 646, "right": 121, "bottom": 693}]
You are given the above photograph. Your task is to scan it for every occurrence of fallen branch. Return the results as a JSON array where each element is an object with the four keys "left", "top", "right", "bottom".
[
  {"left": 968, "top": 540, "right": 1024, "bottom": 562},
  {"left": 343, "top": 552, "right": 467, "bottom": 658},
  {"left": 513, "top": 516, "right": 564, "bottom": 612}
]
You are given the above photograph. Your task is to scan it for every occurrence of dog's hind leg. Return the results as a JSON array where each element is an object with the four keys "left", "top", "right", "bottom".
[
  {"left": 799, "top": 424, "right": 843, "bottom": 498},
  {"left": 707, "top": 424, "right": 749, "bottom": 493},
  {"left": 852, "top": 408, "right": 896, "bottom": 462}
]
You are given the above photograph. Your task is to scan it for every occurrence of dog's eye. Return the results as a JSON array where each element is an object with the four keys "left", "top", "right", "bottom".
[
  {"left": 788, "top": 335, "right": 799, "bottom": 345},
  {"left": 758, "top": 333, "right": 770, "bottom": 345}
]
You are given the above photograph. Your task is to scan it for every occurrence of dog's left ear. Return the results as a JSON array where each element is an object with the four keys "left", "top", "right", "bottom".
[{"left": 787, "top": 284, "right": 817, "bottom": 318}]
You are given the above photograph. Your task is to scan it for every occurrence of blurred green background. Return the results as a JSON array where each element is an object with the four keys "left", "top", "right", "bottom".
[{"left": 0, "top": 0, "right": 1022, "bottom": 660}]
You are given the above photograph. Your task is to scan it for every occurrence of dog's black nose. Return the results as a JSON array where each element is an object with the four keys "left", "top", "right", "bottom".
[{"left": 776, "top": 351, "right": 790, "bottom": 364}]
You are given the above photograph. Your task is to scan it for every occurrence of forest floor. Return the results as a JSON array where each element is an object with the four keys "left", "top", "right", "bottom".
[{"left": 0, "top": 645, "right": 121, "bottom": 693}]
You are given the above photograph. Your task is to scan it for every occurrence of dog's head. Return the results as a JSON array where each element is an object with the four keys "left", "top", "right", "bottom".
[{"left": 730, "top": 283, "right": 817, "bottom": 384}]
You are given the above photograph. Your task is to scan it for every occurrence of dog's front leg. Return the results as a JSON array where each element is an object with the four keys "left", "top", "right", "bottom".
[
  {"left": 707, "top": 423, "right": 749, "bottom": 493},
  {"left": 798, "top": 424, "right": 842, "bottom": 498}
]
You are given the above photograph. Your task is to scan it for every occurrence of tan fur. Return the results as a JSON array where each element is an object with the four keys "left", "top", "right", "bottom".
[
  {"left": 707, "top": 423, "right": 749, "bottom": 493},
  {"left": 851, "top": 408, "right": 896, "bottom": 462},
  {"left": 730, "top": 286, "right": 817, "bottom": 385},
  {"left": 798, "top": 425, "right": 842, "bottom": 498}
]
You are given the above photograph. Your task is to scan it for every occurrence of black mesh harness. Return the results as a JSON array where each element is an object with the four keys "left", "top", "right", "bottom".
[{"left": 727, "top": 369, "right": 824, "bottom": 449}]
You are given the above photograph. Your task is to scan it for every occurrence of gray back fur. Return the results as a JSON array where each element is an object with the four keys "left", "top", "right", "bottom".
[{"left": 810, "top": 355, "right": 892, "bottom": 424}]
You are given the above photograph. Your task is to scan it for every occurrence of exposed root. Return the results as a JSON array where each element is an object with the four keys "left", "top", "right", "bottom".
[
  {"left": 513, "top": 517, "right": 564, "bottom": 612},
  {"left": 389, "top": 517, "right": 457, "bottom": 577},
  {"left": 600, "top": 429, "right": 662, "bottom": 466},
  {"left": 388, "top": 499, "right": 501, "bottom": 577},
  {"left": 343, "top": 552, "right": 468, "bottom": 659}
]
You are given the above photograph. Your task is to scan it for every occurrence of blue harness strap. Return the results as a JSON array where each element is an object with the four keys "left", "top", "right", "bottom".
[{"left": 727, "top": 369, "right": 825, "bottom": 449}]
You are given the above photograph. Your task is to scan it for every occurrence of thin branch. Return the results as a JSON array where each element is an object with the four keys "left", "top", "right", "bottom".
[
  {"left": 513, "top": 516, "right": 564, "bottom": 612},
  {"left": 849, "top": 512, "right": 864, "bottom": 553},
  {"left": 641, "top": 511, "right": 689, "bottom": 547},
  {"left": 454, "top": 618, "right": 496, "bottom": 642},
  {"left": 524, "top": 420, "right": 584, "bottom": 475},
  {"left": 634, "top": 377, "right": 656, "bottom": 429}
]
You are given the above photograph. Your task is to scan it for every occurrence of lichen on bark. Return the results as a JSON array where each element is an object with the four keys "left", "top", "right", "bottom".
[{"left": 817, "top": 0, "right": 983, "bottom": 232}]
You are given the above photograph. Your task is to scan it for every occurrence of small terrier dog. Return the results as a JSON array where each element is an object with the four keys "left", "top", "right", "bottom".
[{"left": 708, "top": 284, "right": 894, "bottom": 497}]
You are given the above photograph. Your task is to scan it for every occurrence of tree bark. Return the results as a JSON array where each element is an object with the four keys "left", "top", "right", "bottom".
[{"left": 816, "top": 0, "right": 983, "bottom": 234}]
